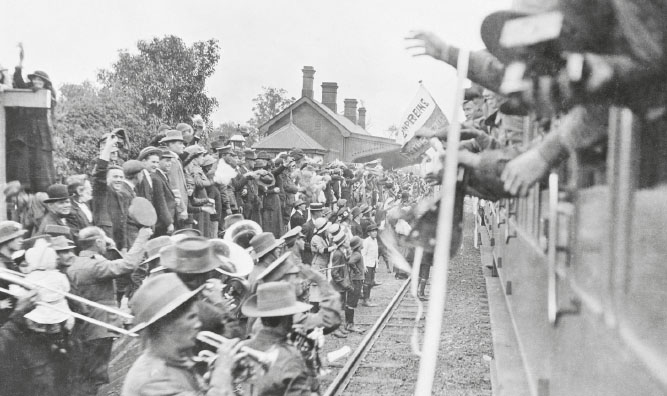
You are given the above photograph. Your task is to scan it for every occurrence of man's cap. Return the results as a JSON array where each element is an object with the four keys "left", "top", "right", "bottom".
[
  {"left": 138, "top": 146, "right": 163, "bottom": 161},
  {"left": 123, "top": 160, "right": 145, "bottom": 178}
]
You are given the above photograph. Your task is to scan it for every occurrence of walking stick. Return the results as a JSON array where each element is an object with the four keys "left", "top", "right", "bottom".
[{"left": 414, "top": 49, "right": 470, "bottom": 395}]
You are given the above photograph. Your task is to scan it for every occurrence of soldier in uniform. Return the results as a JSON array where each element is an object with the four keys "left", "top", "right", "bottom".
[{"left": 240, "top": 282, "right": 316, "bottom": 395}]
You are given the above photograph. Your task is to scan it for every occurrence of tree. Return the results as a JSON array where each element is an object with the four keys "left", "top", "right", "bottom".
[
  {"left": 54, "top": 81, "right": 154, "bottom": 176},
  {"left": 248, "top": 87, "right": 295, "bottom": 133},
  {"left": 98, "top": 35, "right": 220, "bottom": 126}
]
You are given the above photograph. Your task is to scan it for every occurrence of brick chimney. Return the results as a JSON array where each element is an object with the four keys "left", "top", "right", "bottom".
[
  {"left": 321, "top": 82, "right": 338, "bottom": 112},
  {"left": 358, "top": 107, "right": 367, "bottom": 129},
  {"left": 344, "top": 99, "right": 358, "bottom": 124},
  {"left": 301, "top": 66, "right": 315, "bottom": 99}
]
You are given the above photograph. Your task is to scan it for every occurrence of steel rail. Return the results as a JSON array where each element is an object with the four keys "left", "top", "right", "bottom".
[{"left": 323, "top": 277, "right": 411, "bottom": 396}]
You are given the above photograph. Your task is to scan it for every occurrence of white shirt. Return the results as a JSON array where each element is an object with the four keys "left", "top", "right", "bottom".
[{"left": 362, "top": 236, "right": 379, "bottom": 268}]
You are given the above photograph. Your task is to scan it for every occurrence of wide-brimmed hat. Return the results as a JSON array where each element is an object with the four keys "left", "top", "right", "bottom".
[
  {"left": 142, "top": 236, "right": 173, "bottom": 264},
  {"left": 281, "top": 226, "right": 302, "bottom": 242},
  {"left": 160, "top": 237, "right": 224, "bottom": 274},
  {"left": 27, "top": 70, "right": 51, "bottom": 85},
  {"left": 248, "top": 232, "right": 284, "bottom": 260},
  {"left": 50, "top": 235, "right": 76, "bottom": 252},
  {"left": 129, "top": 197, "right": 157, "bottom": 227},
  {"left": 129, "top": 273, "right": 203, "bottom": 332},
  {"left": 24, "top": 270, "right": 73, "bottom": 324},
  {"left": 172, "top": 228, "right": 202, "bottom": 237},
  {"left": 159, "top": 130, "right": 184, "bottom": 144},
  {"left": 224, "top": 220, "right": 262, "bottom": 242},
  {"left": 366, "top": 222, "right": 379, "bottom": 232},
  {"left": 313, "top": 218, "right": 330, "bottom": 235},
  {"left": 0, "top": 221, "right": 27, "bottom": 244},
  {"left": 309, "top": 203, "right": 324, "bottom": 212},
  {"left": 257, "top": 252, "right": 299, "bottom": 283},
  {"left": 43, "top": 184, "right": 71, "bottom": 204},
  {"left": 241, "top": 281, "right": 311, "bottom": 318},
  {"left": 327, "top": 223, "right": 341, "bottom": 236},
  {"left": 209, "top": 239, "right": 254, "bottom": 278},
  {"left": 350, "top": 236, "right": 363, "bottom": 251},
  {"left": 222, "top": 214, "right": 244, "bottom": 232}
]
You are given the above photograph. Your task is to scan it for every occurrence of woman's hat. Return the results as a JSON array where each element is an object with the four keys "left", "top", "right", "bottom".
[
  {"left": 257, "top": 252, "right": 299, "bottom": 283},
  {"left": 129, "top": 273, "right": 203, "bottom": 333},
  {"left": 332, "top": 231, "right": 347, "bottom": 246},
  {"left": 209, "top": 239, "right": 254, "bottom": 278},
  {"left": 27, "top": 70, "right": 51, "bottom": 85},
  {"left": 141, "top": 236, "right": 173, "bottom": 264},
  {"left": 257, "top": 172, "right": 275, "bottom": 189},
  {"left": 0, "top": 221, "right": 27, "bottom": 244},
  {"left": 313, "top": 218, "right": 330, "bottom": 235},
  {"left": 24, "top": 271, "right": 73, "bottom": 325},
  {"left": 43, "top": 184, "right": 71, "bottom": 204},
  {"left": 160, "top": 237, "right": 224, "bottom": 274},
  {"left": 159, "top": 130, "right": 184, "bottom": 144},
  {"left": 241, "top": 281, "right": 312, "bottom": 318},
  {"left": 248, "top": 232, "right": 285, "bottom": 260}
]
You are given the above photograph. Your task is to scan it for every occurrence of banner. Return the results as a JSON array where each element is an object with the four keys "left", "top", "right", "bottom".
[{"left": 396, "top": 84, "right": 448, "bottom": 160}]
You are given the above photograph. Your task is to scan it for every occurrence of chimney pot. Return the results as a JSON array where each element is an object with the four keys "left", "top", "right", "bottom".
[
  {"left": 344, "top": 99, "right": 358, "bottom": 124},
  {"left": 301, "top": 66, "right": 315, "bottom": 99},
  {"left": 321, "top": 82, "right": 338, "bottom": 113},
  {"left": 358, "top": 107, "right": 367, "bottom": 129}
]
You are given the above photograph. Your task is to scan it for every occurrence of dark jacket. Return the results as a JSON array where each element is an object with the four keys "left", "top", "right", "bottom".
[
  {"left": 348, "top": 250, "right": 365, "bottom": 281},
  {"left": 151, "top": 170, "right": 176, "bottom": 236},
  {"left": 330, "top": 248, "right": 351, "bottom": 292},
  {"left": 92, "top": 159, "right": 132, "bottom": 249},
  {"left": 242, "top": 327, "right": 313, "bottom": 396},
  {"left": 290, "top": 209, "right": 306, "bottom": 230},
  {"left": 36, "top": 211, "right": 70, "bottom": 237},
  {"left": 66, "top": 200, "right": 93, "bottom": 239}
]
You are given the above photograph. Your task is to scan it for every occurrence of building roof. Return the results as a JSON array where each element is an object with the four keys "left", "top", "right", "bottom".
[
  {"left": 259, "top": 96, "right": 393, "bottom": 140},
  {"left": 254, "top": 122, "right": 326, "bottom": 151}
]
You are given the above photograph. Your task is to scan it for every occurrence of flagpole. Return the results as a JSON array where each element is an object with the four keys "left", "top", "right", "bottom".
[{"left": 414, "top": 49, "right": 470, "bottom": 395}]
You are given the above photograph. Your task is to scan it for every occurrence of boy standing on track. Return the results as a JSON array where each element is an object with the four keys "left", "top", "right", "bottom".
[
  {"left": 361, "top": 223, "right": 379, "bottom": 307},
  {"left": 346, "top": 236, "right": 365, "bottom": 333}
]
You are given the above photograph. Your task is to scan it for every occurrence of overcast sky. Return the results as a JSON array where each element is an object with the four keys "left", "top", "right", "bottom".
[{"left": 3, "top": 0, "right": 510, "bottom": 136}]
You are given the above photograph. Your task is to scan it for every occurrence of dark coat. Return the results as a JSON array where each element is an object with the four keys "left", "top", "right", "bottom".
[
  {"left": 350, "top": 219, "right": 363, "bottom": 237},
  {"left": 330, "top": 248, "right": 351, "bottom": 292},
  {"left": 135, "top": 170, "right": 153, "bottom": 202},
  {"left": 92, "top": 159, "right": 132, "bottom": 249},
  {"left": 151, "top": 170, "right": 176, "bottom": 236},
  {"left": 66, "top": 200, "right": 93, "bottom": 239},
  {"left": 0, "top": 318, "right": 73, "bottom": 396},
  {"left": 290, "top": 209, "right": 306, "bottom": 229},
  {"left": 36, "top": 211, "right": 69, "bottom": 237},
  {"left": 348, "top": 250, "right": 365, "bottom": 281}
]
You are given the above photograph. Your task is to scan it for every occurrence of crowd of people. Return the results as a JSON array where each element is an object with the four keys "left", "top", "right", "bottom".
[{"left": 0, "top": 110, "right": 430, "bottom": 395}]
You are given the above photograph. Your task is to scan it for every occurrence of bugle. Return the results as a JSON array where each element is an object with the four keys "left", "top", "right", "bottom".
[
  {"left": 0, "top": 268, "right": 133, "bottom": 319},
  {"left": 196, "top": 331, "right": 279, "bottom": 370},
  {"left": 0, "top": 286, "right": 137, "bottom": 337}
]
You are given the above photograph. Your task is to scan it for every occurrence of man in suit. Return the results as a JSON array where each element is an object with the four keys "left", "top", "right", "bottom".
[
  {"left": 290, "top": 199, "right": 307, "bottom": 230},
  {"left": 37, "top": 184, "right": 72, "bottom": 236},
  {"left": 136, "top": 146, "right": 162, "bottom": 202},
  {"left": 66, "top": 179, "right": 93, "bottom": 240},
  {"left": 160, "top": 130, "right": 188, "bottom": 228},
  {"left": 151, "top": 150, "right": 177, "bottom": 236}
]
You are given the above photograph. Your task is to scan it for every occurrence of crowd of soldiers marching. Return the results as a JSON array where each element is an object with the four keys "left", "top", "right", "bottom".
[{"left": 0, "top": 118, "right": 430, "bottom": 396}]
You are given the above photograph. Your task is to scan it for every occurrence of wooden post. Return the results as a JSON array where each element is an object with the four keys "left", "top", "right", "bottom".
[
  {"left": 414, "top": 49, "right": 470, "bottom": 395},
  {"left": 0, "top": 89, "right": 51, "bottom": 220}
]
